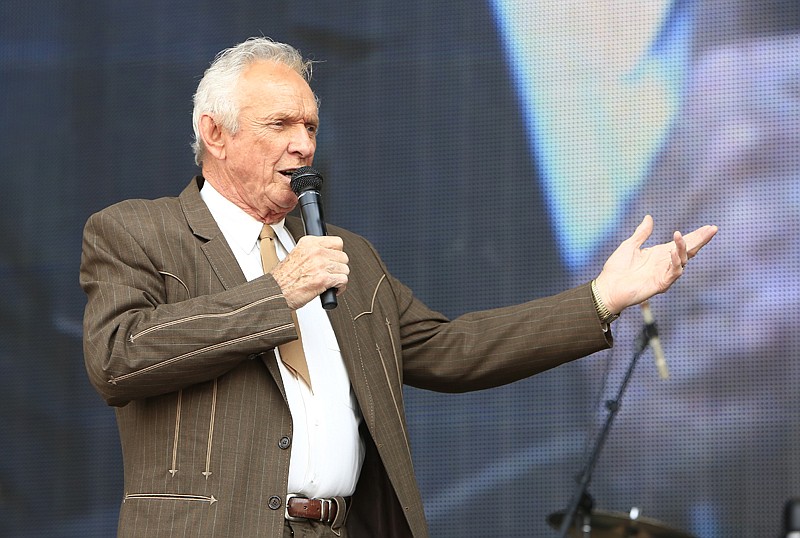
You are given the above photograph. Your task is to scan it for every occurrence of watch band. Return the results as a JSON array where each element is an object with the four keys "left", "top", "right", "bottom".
[{"left": 591, "top": 279, "right": 619, "bottom": 324}]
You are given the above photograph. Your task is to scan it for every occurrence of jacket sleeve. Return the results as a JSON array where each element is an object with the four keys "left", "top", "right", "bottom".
[
  {"left": 79, "top": 207, "right": 296, "bottom": 406},
  {"left": 379, "top": 253, "right": 613, "bottom": 392}
]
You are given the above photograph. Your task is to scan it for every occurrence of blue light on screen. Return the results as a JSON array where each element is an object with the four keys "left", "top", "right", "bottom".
[{"left": 490, "top": 0, "right": 693, "bottom": 269}]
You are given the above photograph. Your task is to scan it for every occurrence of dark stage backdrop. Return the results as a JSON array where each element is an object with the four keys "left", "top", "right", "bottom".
[{"left": 1, "top": 1, "right": 799, "bottom": 537}]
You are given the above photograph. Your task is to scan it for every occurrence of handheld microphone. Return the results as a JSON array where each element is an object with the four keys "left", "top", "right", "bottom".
[
  {"left": 290, "top": 166, "right": 338, "bottom": 310},
  {"left": 640, "top": 301, "right": 669, "bottom": 379}
]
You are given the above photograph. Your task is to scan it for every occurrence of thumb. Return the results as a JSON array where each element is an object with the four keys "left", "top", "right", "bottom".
[{"left": 627, "top": 214, "right": 654, "bottom": 248}]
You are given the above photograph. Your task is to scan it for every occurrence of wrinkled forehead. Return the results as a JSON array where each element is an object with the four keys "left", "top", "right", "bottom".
[{"left": 235, "top": 60, "right": 318, "bottom": 118}]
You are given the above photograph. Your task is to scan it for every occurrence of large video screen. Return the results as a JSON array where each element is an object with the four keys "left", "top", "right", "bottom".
[{"left": 2, "top": 1, "right": 798, "bottom": 536}]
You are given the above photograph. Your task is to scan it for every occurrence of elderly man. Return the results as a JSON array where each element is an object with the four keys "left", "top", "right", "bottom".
[{"left": 80, "top": 37, "right": 716, "bottom": 537}]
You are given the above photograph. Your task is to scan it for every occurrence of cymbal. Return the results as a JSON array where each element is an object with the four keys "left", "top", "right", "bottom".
[{"left": 547, "top": 509, "right": 696, "bottom": 538}]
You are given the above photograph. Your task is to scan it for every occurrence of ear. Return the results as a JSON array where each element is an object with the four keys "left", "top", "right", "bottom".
[{"left": 199, "top": 114, "right": 226, "bottom": 160}]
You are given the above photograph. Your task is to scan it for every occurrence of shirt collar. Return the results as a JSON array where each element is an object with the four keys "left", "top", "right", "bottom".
[{"left": 200, "top": 180, "right": 288, "bottom": 255}]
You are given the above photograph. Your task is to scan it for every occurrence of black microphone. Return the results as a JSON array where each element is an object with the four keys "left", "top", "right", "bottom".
[
  {"left": 640, "top": 301, "right": 669, "bottom": 379},
  {"left": 290, "top": 166, "right": 338, "bottom": 310}
]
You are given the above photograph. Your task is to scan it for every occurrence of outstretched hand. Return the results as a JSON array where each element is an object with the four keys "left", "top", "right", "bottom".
[{"left": 593, "top": 215, "right": 718, "bottom": 315}]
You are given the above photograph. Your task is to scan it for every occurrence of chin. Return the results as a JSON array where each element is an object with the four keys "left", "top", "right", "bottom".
[{"left": 263, "top": 208, "right": 293, "bottom": 224}]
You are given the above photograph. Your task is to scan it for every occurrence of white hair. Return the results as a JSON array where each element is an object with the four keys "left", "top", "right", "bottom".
[{"left": 191, "top": 37, "right": 314, "bottom": 166}]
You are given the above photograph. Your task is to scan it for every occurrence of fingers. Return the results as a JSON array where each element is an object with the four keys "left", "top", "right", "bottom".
[
  {"left": 299, "top": 236, "right": 349, "bottom": 287},
  {"left": 669, "top": 224, "right": 718, "bottom": 275},
  {"left": 683, "top": 224, "right": 719, "bottom": 258},
  {"left": 271, "top": 236, "right": 350, "bottom": 309},
  {"left": 599, "top": 218, "right": 716, "bottom": 312},
  {"left": 673, "top": 231, "right": 688, "bottom": 269},
  {"left": 669, "top": 244, "right": 685, "bottom": 274}
]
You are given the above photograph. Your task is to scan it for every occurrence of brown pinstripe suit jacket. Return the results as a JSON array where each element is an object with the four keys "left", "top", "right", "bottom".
[{"left": 80, "top": 177, "right": 612, "bottom": 537}]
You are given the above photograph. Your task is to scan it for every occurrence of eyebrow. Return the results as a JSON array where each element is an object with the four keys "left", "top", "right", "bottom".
[{"left": 258, "top": 111, "right": 319, "bottom": 124}]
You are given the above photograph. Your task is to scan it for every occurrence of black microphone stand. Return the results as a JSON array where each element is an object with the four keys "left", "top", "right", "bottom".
[{"left": 556, "top": 322, "right": 657, "bottom": 537}]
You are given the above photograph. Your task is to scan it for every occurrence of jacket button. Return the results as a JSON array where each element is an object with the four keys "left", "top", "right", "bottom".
[
  {"left": 268, "top": 496, "right": 282, "bottom": 510},
  {"left": 278, "top": 436, "right": 291, "bottom": 450}
]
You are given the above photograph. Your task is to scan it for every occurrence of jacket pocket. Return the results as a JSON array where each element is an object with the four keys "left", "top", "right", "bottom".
[
  {"left": 124, "top": 492, "right": 217, "bottom": 505},
  {"left": 159, "top": 270, "right": 191, "bottom": 302}
]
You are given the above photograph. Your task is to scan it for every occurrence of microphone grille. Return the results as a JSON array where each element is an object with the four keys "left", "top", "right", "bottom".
[{"left": 290, "top": 166, "right": 323, "bottom": 195}]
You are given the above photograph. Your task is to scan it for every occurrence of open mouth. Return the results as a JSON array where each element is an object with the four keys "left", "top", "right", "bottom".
[{"left": 279, "top": 169, "right": 297, "bottom": 178}]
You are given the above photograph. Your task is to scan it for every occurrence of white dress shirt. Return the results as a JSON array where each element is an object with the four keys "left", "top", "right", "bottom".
[{"left": 201, "top": 181, "right": 364, "bottom": 498}]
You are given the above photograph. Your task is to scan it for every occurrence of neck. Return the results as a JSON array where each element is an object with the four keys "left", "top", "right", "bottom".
[{"left": 202, "top": 171, "right": 269, "bottom": 223}]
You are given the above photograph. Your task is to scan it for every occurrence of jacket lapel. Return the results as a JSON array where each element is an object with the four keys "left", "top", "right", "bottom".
[
  {"left": 179, "top": 176, "right": 248, "bottom": 291},
  {"left": 180, "top": 177, "right": 286, "bottom": 394}
]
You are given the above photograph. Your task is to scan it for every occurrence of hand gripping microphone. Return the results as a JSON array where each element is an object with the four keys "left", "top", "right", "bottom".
[{"left": 290, "top": 166, "right": 338, "bottom": 310}]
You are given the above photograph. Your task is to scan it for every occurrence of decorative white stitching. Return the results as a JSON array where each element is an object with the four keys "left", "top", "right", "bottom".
[
  {"left": 202, "top": 379, "right": 218, "bottom": 479},
  {"left": 169, "top": 390, "right": 182, "bottom": 477},
  {"left": 158, "top": 271, "right": 190, "bottom": 298},
  {"left": 353, "top": 274, "right": 386, "bottom": 321},
  {"left": 375, "top": 342, "right": 413, "bottom": 464},
  {"left": 124, "top": 493, "right": 217, "bottom": 505},
  {"left": 129, "top": 294, "right": 284, "bottom": 342},
  {"left": 384, "top": 318, "right": 402, "bottom": 384},
  {"left": 111, "top": 325, "right": 292, "bottom": 384}
]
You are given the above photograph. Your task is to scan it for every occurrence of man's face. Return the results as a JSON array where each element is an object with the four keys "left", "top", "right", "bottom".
[{"left": 217, "top": 60, "right": 319, "bottom": 222}]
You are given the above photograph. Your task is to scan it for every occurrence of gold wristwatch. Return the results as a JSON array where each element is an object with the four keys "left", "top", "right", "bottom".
[{"left": 591, "top": 279, "right": 619, "bottom": 324}]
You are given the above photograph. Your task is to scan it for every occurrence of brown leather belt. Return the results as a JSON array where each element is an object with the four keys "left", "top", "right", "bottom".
[{"left": 285, "top": 495, "right": 348, "bottom": 525}]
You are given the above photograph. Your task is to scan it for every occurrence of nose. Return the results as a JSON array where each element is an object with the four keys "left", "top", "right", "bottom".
[{"left": 288, "top": 126, "right": 316, "bottom": 158}]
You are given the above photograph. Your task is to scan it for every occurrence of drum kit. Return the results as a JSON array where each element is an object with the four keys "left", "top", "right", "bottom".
[{"left": 547, "top": 507, "right": 696, "bottom": 538}]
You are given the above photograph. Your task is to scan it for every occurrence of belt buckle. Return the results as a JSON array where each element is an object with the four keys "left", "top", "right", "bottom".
[
  {"left": 285, "top": 495, "right": 337, "bottom": 525},
  {"left": 285, "top": 493, "right": 305, "bottom": 522}
]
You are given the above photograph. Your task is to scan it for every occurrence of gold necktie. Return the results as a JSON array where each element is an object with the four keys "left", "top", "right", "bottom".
[{"left": 259, "top": 225, "right": 312, "bottom": 390}]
